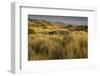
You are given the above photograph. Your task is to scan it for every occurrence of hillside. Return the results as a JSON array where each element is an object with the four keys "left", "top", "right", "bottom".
[{"left": 28, "top": 18, "right": 88, "bottom": 60}]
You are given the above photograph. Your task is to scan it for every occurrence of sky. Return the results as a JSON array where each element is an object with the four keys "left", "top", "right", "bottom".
[{"left": 28, "top": 15, "right": 88, "bottom": 25}]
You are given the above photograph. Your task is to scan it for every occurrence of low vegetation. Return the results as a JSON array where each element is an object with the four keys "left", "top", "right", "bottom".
[{"left": 28, "top": 19, "right": 88, "bottom": 60}]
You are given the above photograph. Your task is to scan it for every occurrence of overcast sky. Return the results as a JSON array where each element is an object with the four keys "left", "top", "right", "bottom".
[{"left": 28, "top": 15, "right": 88, "bottom": 25}]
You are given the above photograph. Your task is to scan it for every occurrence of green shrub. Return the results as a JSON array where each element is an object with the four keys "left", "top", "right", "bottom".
[
  {"left": 48, "top": 30, "right": 57, "bottom": 34},
  {"left": 28, "top": 27, "right": 36, "bottom": 34},
  {"left": 64, "top": 25, "right": 72, "bottom": 28},
  {"left": 42, "top": 25, "right": 48, "bottom": 29}
]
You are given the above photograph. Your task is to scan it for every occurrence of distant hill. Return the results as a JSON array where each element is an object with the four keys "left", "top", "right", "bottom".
[
  {"left": 28, "top": 18, "right": 68, "bottom": 27},
  {"left": 28, "top": 18, "right": 87, "bottom": 31}
]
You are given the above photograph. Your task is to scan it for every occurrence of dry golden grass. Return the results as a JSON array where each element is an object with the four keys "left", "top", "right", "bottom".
[
  {"left": 64, "top": 31, "right": 88, "bottom": 58},
  {"left": 28, "top": 19, "right": 88, "bottom": 60},
  {"left": 28, "top": 34, "right": 65, "bottom": 60}
]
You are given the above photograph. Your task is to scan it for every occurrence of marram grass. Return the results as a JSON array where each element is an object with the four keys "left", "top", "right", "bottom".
[{"left": 28, "top": 19, "right": 88, "bottom": 60}]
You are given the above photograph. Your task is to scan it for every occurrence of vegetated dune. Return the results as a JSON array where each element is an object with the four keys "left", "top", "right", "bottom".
[
  {"left": 28, "top": 19, "right": 88, "bottom": 60},
  {"left": 63, "top": 31, "right": 88, "bottom": 58}
]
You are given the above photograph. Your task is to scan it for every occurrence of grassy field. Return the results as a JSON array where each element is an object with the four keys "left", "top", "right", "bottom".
[{"left": 28, "top": 19, "right": 88, "bottom": 60}]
